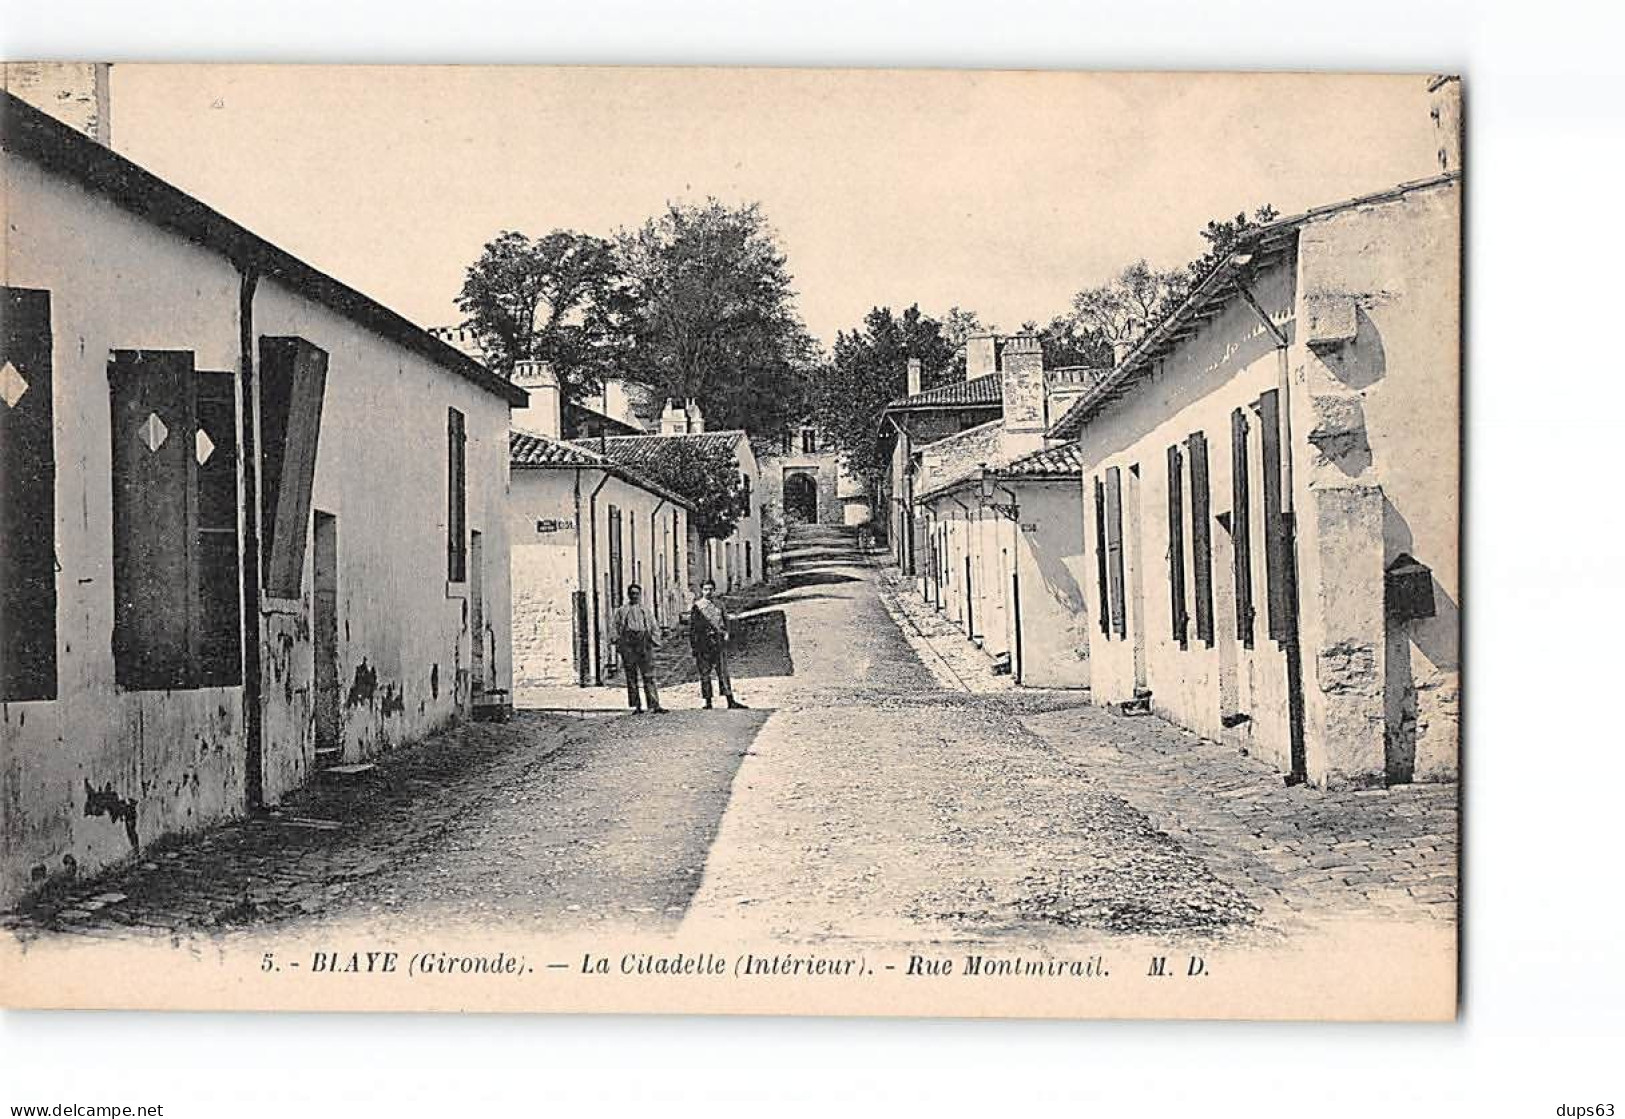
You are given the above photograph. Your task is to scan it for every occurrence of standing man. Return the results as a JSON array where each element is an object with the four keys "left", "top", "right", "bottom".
[
  {"left": 609, "top": 583, "right": 664, "bottom": 714},
  {"left": 690, "top": 580, "right": 747, "bottom": 710}
]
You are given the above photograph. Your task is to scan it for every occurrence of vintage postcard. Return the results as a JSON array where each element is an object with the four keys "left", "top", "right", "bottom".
[{"left": 0, "top": 65, "right": 1460, "bottom": 1019}]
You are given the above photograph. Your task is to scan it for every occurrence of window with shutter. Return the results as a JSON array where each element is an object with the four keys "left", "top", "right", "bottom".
[
  {"left": 1187, "top": 431, "right": 1214, "bottom": 647},
  {"left": 1256, "top": 389, "right": 1290, "bottom": 642},
  {"left": 195, "top": 371, "right": 242, "bottom": 686},
  {"left": 446, "top": 407, "right": 467, "bottom": 583},
  {"left": 110, "top": 350, "right": 197, "bottom": 689},
  {"left": 1093, "top": 476, "right": 1110, "bottom": 638},
  {"left": 1166, "top": 444, "right": 1188, "bottom": 647},
  {"left": 1104, "top": 466, "right": 1126, "bottom": 639},
  {"left": 259, "top": 337, "right": 327, "bottom": 598},
  {"left": 1, "top": 287, "right": 58, "bottom": 701},
  {"left": 1231, "top": 408, "right": 1254, "bottom": 648}
]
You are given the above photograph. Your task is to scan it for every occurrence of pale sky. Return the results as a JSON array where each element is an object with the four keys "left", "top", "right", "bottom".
[{"left": 111, "top": 65, "right": 1441, "bottom": 352}]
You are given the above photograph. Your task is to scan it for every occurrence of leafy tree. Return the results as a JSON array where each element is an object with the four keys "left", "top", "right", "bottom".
[
  {"left": 618, "top": 199, "right": 815, "bottom": 440},
  {"left": 455, "top": 230, "right": 634, "bottom": 406},
  {"left": 1185, "top": 204, "right": 1282, "bottom": 290},
  {"left": 1030, "top": 315, "right": 1112, "bottom": 369},
  {"left": 812, "top": 305, "right": 958, "bottom": 487},
  {"left": 623, "top": 438, "right": 749, "bottom": 541},
  {"left": 1066, "top": 259, "right": 1187, "bottom": 349}
]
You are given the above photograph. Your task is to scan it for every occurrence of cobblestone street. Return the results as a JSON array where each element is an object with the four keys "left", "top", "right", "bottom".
[{"left": 4, "top": 526, "right": 1456, "bottom": 948}]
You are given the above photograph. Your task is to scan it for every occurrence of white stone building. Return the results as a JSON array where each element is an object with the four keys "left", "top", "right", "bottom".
[
  {"left": 0, "top": 82, "right": 524, "bottom": 905},
  {"left": 506, "top": 364, "right": 693, "bottom": 690},
  {"left": 1051, "top": 171, "right": 1462, "bottom": 788}
]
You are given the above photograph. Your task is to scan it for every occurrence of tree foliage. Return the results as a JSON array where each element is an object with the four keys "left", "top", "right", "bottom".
[
  {"left": 618, "top": 199, "right": 814, "bottom": 440},
  {"left": 812, "top": 305, "right": 958, "bottom": 487},
  {"left": 455, "top": 230, "right": 634, "bottom": 406},
  {"left": 1066, "top": 259, "right": 1188, "bottom": 347},
  {"left": 624, "top": 439, "right": 749, "bottom": 541}
]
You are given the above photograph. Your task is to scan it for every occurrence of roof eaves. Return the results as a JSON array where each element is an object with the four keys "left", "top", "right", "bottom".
[
  {"left": 1, "top": 92, "right": 529, "bottom": 409},
  {"left": 1045, "top": 171, "right": 1462, "bottom": 441}
]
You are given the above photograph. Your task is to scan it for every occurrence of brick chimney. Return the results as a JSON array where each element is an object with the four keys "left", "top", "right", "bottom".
[
  {"left": 965, "top": 334, "right": 1000, "bottom": 381},
  {"left": 906, "top": 358, "right": 922, "bottom": 397},
  {"left": 660, "top": 399, "right": 688, "bottom": 435},
  {"left": 511, "top": 360, "right": 561, "bottom": 439},
  {"left": 684, "top": 398, "right": 705, "bottom": 434},
  {"left": 999, "top": 334, "right": 1047, "bottom": 452},
  {"left": 3, "top": 63, "right": 112, "bottom": 145},
  {"left": 1428, "top": 74, "right": 1463, "bottom": 174}
]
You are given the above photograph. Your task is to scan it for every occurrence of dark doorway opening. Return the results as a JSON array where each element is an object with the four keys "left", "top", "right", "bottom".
[
  {"left": 313, "top": 510, "right": 340, "bottom": 760},
  {"left": 784, "top": 472, "right": 818, "bottom": 523}
]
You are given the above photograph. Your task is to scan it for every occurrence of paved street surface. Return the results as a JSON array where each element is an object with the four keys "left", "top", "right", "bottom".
[{"left": 4, "top": 525, "right": 1456, "bottom": 946}]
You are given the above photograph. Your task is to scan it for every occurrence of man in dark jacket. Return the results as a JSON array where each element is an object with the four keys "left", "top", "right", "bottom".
[{"left": 689, "top": 580, "right": 747, "bottom": 710}]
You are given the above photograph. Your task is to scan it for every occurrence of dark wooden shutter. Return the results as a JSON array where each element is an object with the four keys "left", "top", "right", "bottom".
[
  {"left": 1166, "top": 444, "right": 1188, "bottom": 647},
  {"left": 110, "top": 350, "right": 197, "bottom": 689},
  {"left": 259, "top": 337, "right": 327, "bottom": 597},
  {"left": 1, "top": 287, "right": 57, "bottom": 700},
  {"left": 607, "top": 505, "right": 623, "bottom": 606},
  {"left": 1093, "top": 476, "right": 1110, "bottom": 637},
  {"left": 195, "top": 371, "right": 242, "bottom": 686},
  {"left": 1187, "top": 431, "right": 1214, "bottom": 646},
  {"left": 1231, "top": 408, "right": 1254, "bottom": 649},
  {"left": 446, "top": 407, "right": 467, "bottom": 582},
  {"left": 1104, "top": 466, "right": 1126, "bottom": 639},
  {"left": 1257, "top": 389, "right": 1290, "bottom": 642}
]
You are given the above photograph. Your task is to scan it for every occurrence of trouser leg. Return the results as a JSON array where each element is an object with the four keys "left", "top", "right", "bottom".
[
  {"left": 621, "top": 650, "right": 641, "bottom": 708},
  {"left": 698, "top": 657, "right": 714, "bottom": 702},
  {"left": 639, "top": 656, "right": 661, "bottom": 709},
  {"left": 716, "top": 649, "right": 733, "bottom": 697}
]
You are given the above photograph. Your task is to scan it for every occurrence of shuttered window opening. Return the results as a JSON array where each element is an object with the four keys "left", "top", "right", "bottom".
[
  {"left": 1, "top": 287, "right": 58, "bottom": 701},
  {"left": 446, "top": 407, "right": 467, "bottom": 583},
  {"left": 259, "top": 337, "right": 328, "bottom": 598},
  {"left": 1230, "top": 408, "right": 1254, "bottom": 648},
  {"left": 1104, "top": 466, "right": 1126, "bottom": 640},
  {"left": 109, "top": 350, "right": 242, "bottom": 690},
  {"left": 195, "top": 372, "right": 243, "bottom": 686},
  {"left": 1093, "top": 476, "right": 1110, "bottom": 637},
  {"left": 607, "top": 505, "right": 624, "bottom": 606},
  {"left": 1256, "top": 389, "right": 1291, "bottom": 642},
  {"left": 1187, "top": 431, "right": 1215, "bottom": 647},
  {"left": 1166, "top": 444, "right": 1188, "bottom": 648}
]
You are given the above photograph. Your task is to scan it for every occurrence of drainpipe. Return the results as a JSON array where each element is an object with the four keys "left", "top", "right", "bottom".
[
  {"left": 586, "top": 469, "right": 611, "bottom": 686},
  {"left": 651, "top": 497, "right": 669, "bottom": 624},
  {"left": 1233, "top": 262, "right": 1309, "bottom": 786},
  {"left": 998, "top": 481, "right": 1024, "bottom": 685},
  {"left": 236, "top": 264, "right": 264, "bottom": 809},
  {"left": 950, "top": 495, "right": 974, "bottom": 638}
]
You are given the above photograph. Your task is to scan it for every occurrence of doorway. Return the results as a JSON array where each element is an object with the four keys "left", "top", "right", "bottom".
[
  {"left": 784, "top": 471, "right": 818, "bottom": 523},
  {"left": 1126, "top": 465, "right": 1148, "bottom": 693},
  {"left": 313, "top": 511, "right": 340, "bottom": 756},
  {"left": 469, "top": 529, "right": 485, "bottom": 696}
]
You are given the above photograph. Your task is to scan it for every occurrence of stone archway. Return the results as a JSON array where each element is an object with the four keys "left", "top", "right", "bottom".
[{"left": 784, "top": 471, "right": 818, "bottom": 523}]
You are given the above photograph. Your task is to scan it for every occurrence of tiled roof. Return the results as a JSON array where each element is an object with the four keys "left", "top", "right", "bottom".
[
  {"left": 511, "top": 428, "right": 694, "bottom": 510},
  {"left": 1047, "top": 171, "right": 1462, "bottom": 441},
  {"left": 993, "top": 442, "right": 1086, "bottom": 479},
  {"left": 582, "top": 431, "right": 744, "bottom": 469},
  {"left": 884, "top": 374, "right": 1003, "bottom": 412},
  {"left": 510, "top": 429, "right": 606, "bottom": 468}
]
